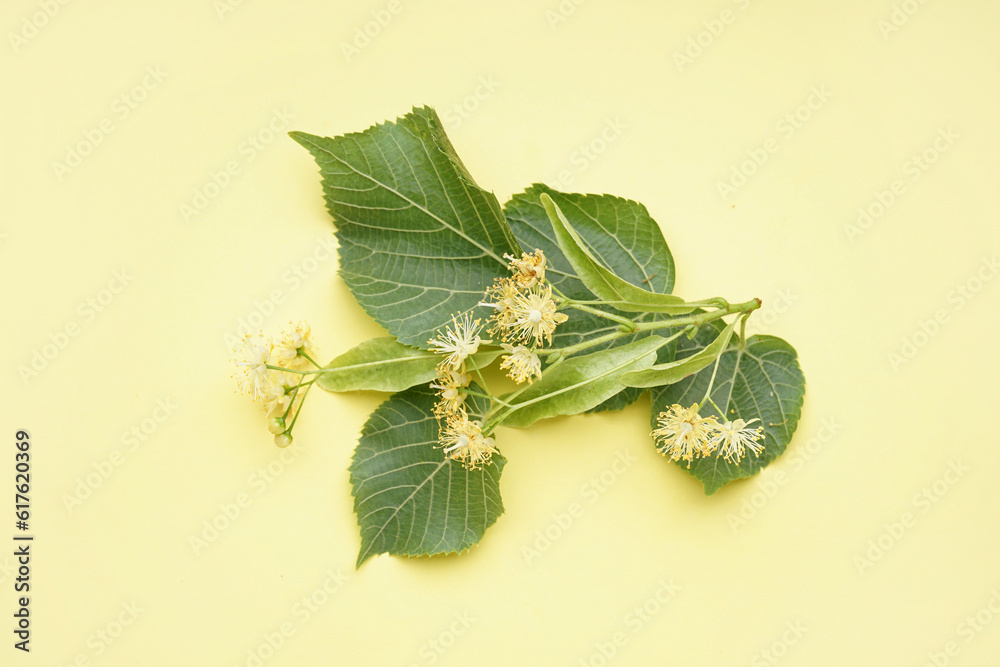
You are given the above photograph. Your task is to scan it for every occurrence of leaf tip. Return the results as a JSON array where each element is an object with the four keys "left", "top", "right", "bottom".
[
  {"left": 355, "top": 548, "right": 374, "bottom": 569},
  {"left": 287, "top": 130, "right": 319, "bottom": 149}
]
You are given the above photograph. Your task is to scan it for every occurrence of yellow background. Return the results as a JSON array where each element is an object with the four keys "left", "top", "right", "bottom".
[{"left": 3, "top": 0, "right": 999, "bottom": 664}]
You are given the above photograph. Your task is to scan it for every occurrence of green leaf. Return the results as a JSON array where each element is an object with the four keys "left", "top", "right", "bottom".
[
  {"left": 650, "top": 328, "right": 806, "bottom": 495},
  {"left": 290, "top": 106, "right": 521, "bottom": 348},
  {"left": 502, "top": 185, "right": 680, "bottom": 411},
  {"left": 317, "top": 337, "right": 499, "bottom": 393},
  {"left": 539, "top": 193, "right": 693, "bottom": 315},
  {"left": 350, "top": 386, "right": 506, "bottom": 568},
  {"left": 621, "top": 319, "right": 737, "bottom": 389},
  {"left": 501, "top": 336, "right": 667, "bottom": 428}
]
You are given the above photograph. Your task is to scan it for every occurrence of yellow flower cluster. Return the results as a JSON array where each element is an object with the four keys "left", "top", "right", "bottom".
[
  {"left": 427, "top": 313, "right": 486, "bottom": 419},
  {"left": 480, "top": 250, "right": 566, "bottom": 383},
  {"left": 439, "top": 411, "right": 496, "bottom": 471},
  {"left": 426, "top": 250, "right": 571, "bottom": 470},
  {"left": 232, "top": 321, "right": 317, "bottom": 447},
  {"left": 505, "top": 249, "right": 547, "bottom": 288},
  {"left": 651, "top": 404, "right": 765, "bottom": 467},
  {"left": 481, "top": 280, "right": 567, "bottom": 348},
  {"left": 499, "top": 344, "right": 542, "bottom": 384},
  {"left": 426, "top": 314, "right": 496, "bottom": 470}
]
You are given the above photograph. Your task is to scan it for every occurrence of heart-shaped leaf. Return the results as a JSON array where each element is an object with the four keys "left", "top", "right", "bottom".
[
  {"left": 650, "top": 326, "right": 806, "bottom": 495},
  {"left": 291, "top": 106, "right": 521, "bottom": 348},
  {"left": 350, "top": 386, "right": 506, "bottom": 567}
]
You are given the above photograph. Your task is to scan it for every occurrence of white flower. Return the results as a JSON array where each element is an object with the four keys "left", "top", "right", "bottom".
[
  {"left": 651, "top": 404, "right": 721, "bottom": 467},
  {"left": 439, "top": 411, "right": 496, "bottom": 470},
  {"left": 233, "top": 333, "right": 275, "bottom": 401},
  {"left": 508, "top": 284, "right": 568, "bottom": 346},
  {"left": 273, "top": 321, "right": 316, "bottom": 368},
  {"left": 711, "top": 418, "right": 765, "bottom": 463},
  {"left": 484, "top": 281, "right": 567, "bottom": 347},
  {"left": 480, "top": 277, "right": 521, "bottom": 333},
  {"left": 430, "top": 368, "right": 471, "bottom": 416},
  {"left": 505, "top": 249, "right": 547, "bottom": 288},
  {"left": 499, "top": 344, "right": 542, "bottom": 384},
  {"left": 262, "top": 373, "right": 298, "bottom": 417},
  {"left": 428, "top": 313, "right": 487, "bottom": 370}
]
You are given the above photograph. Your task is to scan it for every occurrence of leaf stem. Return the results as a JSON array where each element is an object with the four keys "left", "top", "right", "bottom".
[
  {"left": 697, "top": 354, "right": 724, "bottom": 414},
  {"left": 552, "top": 284, "right": 637, "bottom": 330},
  {"left": 563, "top": 301, "right": 637, "bottom": 329},
  {"left": 286, "top": 382, "right": 313, "bottom": 431},
  {"left": 738, "top": 312, "right": 750, "bottom": 350},
  {"left": 705, "top": 395, "right": 727, "bottom": 418},
  {"left": 554, "top": 296, "right": 728, "bottom": 309},
  {"left": 465, "top": 388, "right": 510, "bottom": 408},
  {"left": 632, "top": 298, "right": 761, "bottom": 332},
  {"left": 265, "top": 365, "right": 322, "bottom": 375},
  {"left": 544, "top": 299, "right": 759, "bottom": 361},
  {"left": 466, "top": 355, "right": 492, "bottom": 396},
  {"left": 281, "top": 376, "right": 316, "bottom": 430}
]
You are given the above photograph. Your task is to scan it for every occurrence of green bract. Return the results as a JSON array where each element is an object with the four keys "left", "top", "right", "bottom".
[
  {"left": 621, "top": 319, "right": 736, "bottom": 389},
  {"left": 500, "top": 336, "right": 668, "bottom": 428},
  {"left": 539, "top": 193, "right": 692, "bottom": 315},
  {"left": 277, "top": 106, "right": 807, "bottom": 567},
  {"left": 318, "top": 337, "right": 499, "bottom": 393}
]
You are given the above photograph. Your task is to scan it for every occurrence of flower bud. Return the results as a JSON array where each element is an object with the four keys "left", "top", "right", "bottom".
[
  {"left": 274, "top": 433, "right": 293, "bottom": 448},
  {"left": 268, "top": 417, "right": 286, "bottom": 434}
]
